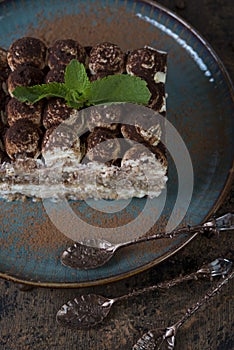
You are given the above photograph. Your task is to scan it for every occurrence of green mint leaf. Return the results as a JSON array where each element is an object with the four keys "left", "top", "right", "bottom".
[
  {"left": 87, "top": 74, "right": 151, "bottom": 105},
  {"left": 64, "top": 59, "right": 91, "bottom": 94},
  {"left": 13, "top": 82, "right": 68, "bottom": 104},
  {"left": 66, "top": 100, "right": 85, "bottom": 109}
]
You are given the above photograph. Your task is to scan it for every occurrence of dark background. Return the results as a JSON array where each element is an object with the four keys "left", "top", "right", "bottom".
[{"left": 0, "top": 1, "right": 233, "bottom": 349}]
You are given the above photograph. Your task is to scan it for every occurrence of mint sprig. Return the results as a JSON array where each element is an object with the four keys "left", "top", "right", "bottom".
[
  {"left": 12, "top": 82, "right": 68, "bottom": 103},
  {"left": 13, "top": 59, "right": 151, "bottom": 108}
]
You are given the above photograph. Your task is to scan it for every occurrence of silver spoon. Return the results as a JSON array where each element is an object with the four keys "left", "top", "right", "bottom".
[
  {"left": 133, "top": 266, "right": 234, "bottom": 350},
  {"left": 61, "top": 213, "right": 234, "bottom": 269},
  {"left": 56, "top": 257, "right": 232, "bottom": 329}
]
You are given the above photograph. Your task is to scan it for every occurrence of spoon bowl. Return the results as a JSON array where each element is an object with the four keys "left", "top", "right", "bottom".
[
  {"left": 61, "top": 214, "right": 234, "bottom": 270},
  {"left": 56, "top": 294, "right": 114, "bottom": 329}
]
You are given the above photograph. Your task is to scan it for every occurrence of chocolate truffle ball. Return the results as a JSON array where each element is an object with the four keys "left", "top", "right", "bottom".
[
  {"left": 89, "top": 42, "right": 125, "bottom": 75},
  {"left": 121, "top": 143, "right": 167, "bottom": 172},
  {"left": 42, "top": 98, "right": 74, "bottom": 129},
  {"left": 121, "top": 144, "right": 155, "bottom": 167},
  {"left": 47, "top": 39, "right": 86, "bottom": 69},
  {"left": 42, "top": 125, "right": 80, "bottom": 152},
  {"left": 4, "top": 119, "right": 41, "bottom": 159},
  {"left": 7, "top": 98, "right": 43, "bottom": 126},
  {"left": 42, "top": 124, "right": 83, "bottom": 165},
  {"left": 87, "top": 104, "right": 122, "bottom": 132},
  {"left": 126, "top": 47, "right": 167, "bottom": 84},
  {"left": 7, "top": 37, "right": 47, "bottom": 71},
  {"left": 7, "top": 65, "right": 44, "bottom": 97},
  {"left": 86, "top": 128, "right": 121, "bottom": 163},
  {"left": 44, "top": 69, "right": 65, "bottom": 83},
  {"left": 121, "top": 112, "right": 162, "bottom": 147}
]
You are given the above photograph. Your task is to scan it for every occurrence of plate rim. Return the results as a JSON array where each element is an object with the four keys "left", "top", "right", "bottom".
[{"left": 0, "top": 0, "right": 233, "bottom": 288}]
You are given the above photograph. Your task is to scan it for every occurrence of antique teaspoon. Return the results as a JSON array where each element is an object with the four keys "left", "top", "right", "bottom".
[
  {"left": 133, "top": 267, "right": 234, "bottom": 350},
  {"left": 56, "top": 258, "right": 232, "bottom": 329},
  {"left": 61, "top": 213, "right": 234, "bottom": 269}
]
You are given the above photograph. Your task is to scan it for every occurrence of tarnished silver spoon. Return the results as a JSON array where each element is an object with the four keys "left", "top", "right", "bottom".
[
  {"left": 133, "top": 267, "right": 234, "bottom": 350},
  {"left": 61, "top": 213, "right": 234, "bottom": 269},
  {"left": 56, "top": 258, "right": 232, "bottom": 329}
]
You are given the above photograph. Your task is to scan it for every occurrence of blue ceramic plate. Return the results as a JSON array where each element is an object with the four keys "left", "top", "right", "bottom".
[{"left": 0, "top": 0, "right": 233, "bottom": 287}]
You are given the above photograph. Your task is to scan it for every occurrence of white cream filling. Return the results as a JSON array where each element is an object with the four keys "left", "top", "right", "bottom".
[
  {"left": 0, "top": 157, "right": 167, "bottom": 200},
  {"left": 154, "top": 71, "right": 166, "bottom": 84}
]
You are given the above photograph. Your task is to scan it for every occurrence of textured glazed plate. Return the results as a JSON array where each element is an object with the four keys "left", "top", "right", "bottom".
[{"left": 0, "top": 0, "right": 233, "bottom": 287}]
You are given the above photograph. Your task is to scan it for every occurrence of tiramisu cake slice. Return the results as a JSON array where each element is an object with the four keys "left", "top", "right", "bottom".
[{"left": 0, "top": 37, "right": 167, "bottom": 200}]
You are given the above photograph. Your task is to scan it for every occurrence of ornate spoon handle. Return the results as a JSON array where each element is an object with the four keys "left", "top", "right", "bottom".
[
  {"left": 56, "top": 258, "right": 232, "bottom": 329},
  {"left": 115, "top": 257, "right": 232, "bottom": 302},
  {"left": 133, "top": 266, "right": 233, "bottom": 350}
]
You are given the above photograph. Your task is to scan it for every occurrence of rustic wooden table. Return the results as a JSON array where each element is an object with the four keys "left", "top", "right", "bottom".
[{"left": 0, "top": 1, "right": 233, "bottom": 349}]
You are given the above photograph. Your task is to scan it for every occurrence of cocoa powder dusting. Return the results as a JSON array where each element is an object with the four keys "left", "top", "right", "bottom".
[
  {"left": 0, "top": 201, "right": 72, "bottom": 257},
  {"left": 26, "top": 6, "right": 160, "bottom": 50}
]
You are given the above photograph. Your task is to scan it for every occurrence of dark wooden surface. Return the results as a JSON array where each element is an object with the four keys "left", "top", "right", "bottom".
[{"left": 0, "top": 1, "right": 233, "bottom": 349}]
